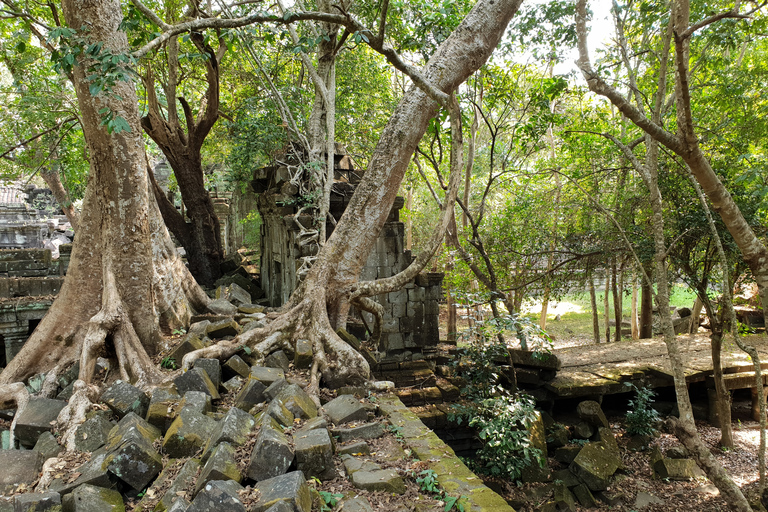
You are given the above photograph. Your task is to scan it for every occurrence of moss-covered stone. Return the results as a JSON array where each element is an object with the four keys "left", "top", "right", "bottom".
[{"left": 570, "top": 441, "right": 621, "bottom": 491}]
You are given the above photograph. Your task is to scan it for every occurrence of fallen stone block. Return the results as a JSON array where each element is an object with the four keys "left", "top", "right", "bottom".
[
  {"left": 265, "top": 378, "right": 289, "bottom": 401},
  {"left": 297, "top": 417, "right": 327, "bottom": 433},
  {"left": 163, "top": 406, "right": 217, "bottom": 458},
  {"left": 168, "top": 334, "right": 206, "bottom": 367},
  {"left": 293, "top": 339, "right": 312, "bottom": 369},
  {"left": 66, "top": 483, "right": 124, "bottom": 512},
  {"left": 15, "top": 397, "right": 67, "bottom": 447},
  {"left": 554, "top": 445, "right": 582, "bottom": 465},
  {"left": 234, "top": 378, "right": 267, "bottom": 411},
  {"left": 264, "top": 351, "right": 290, "bottom": 372},
  {"left": 265, "top": 399, "right": 294, "bottom": 428},
  {"left": 570, "top": 441, "right": 622, "bottom": 491},
  {"left": 196, "top": 442, "right": 241, "bottom": 494},
  {"left": 194, "top": 359, "right": 222, "bottom": 390},
  {"left": 174, "top": 368, "right": 220, "bottom": 400},
  {"left": 552, "top": 483, "right": 576, "bottom": 512},
  {"left": 572, "top": 483, "right": 597, "bottom": 507},
  {"left": 155, "top": 458, "right": 200, "bottom": 512},
  {"left": 275, "top": 384, "right": 317, "bottom": 420},
  {"left": 249, "top": 367, "right": 285, "bottom": 386},
  {"left": 107, "top": 413, "right": 161, "bottom": 447},
  {"left": 341, "top": 455, "right": 381, "bottom": 476},
  {"left": 294, "top": 428, "right": 336, "bottom": 481},
  {"left": 247, "top": 427, "right": 294, "bottom": 481},
  {"left": 104, "top": 435, "right": 163, "bottom": 491},
  {"left": 48, "top": 450, "right": 115, "bottom": 496},
  {"left": 338, "top": 497, "right": 373, "bottom": 512},
  {"left": 653, "top": 458, "right": 703, "bottom": 481},
  {"left": 223, "top": 355, "right": 250, "bottom": 380},
  {"left": 34, "top": 431, "right": 63, "bottom": 461},
  {"left": 74, "top": 415, "right": 114, "bottom": 452},
  {"left": 337, "top": 441, "right": 370, "bottom": 456},
  {"left": 351, "top": 469, "right": 406, "bottom": 494},
  {"left": 100, "top": 380, "right": 149, "bottom": 420},
  {"left": 203, "top": 407, "right": 256, "bottom": 460},
  {"left": 252, "top": 471, "right": 311, "bottom": 512},
  {"left": 208, "top": 299, "right": 238, "bottom": 316},
  {"left": 14, "top": 491, "right": 61, "bottom": 511},
  {"left": 188, "top": 320, "right": 211, "bottom": 338},
  {"left": 322, "top": 395, "right": 367, "bottom": 425},
  {"left": 180, "top": 391, "right": 212, "bottom": 415},
  {"left": 0, "top": 450, "right": 43, "bottom": 493},
  {"left": 188, "top": 479, "right": 246, "bottom": 512},
  {"left": 216, "top": 283, "right": 251, "bottom": 306},
  {"left": 577, "top": 400, "right": 610, "bottom": 429},
  {"left": 330, "top": 422, "right": 384, "bottom": 443},
  {"left": 222, "top": 376, "right": 244, "bottom": 394},
  {"left": 206, "top": 319, "right": 240, "bottom": 339}
]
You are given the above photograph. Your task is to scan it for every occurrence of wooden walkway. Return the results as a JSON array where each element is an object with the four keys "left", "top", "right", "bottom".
[{"left": 546, "top": 334, "right": 768, "bottom": 398}]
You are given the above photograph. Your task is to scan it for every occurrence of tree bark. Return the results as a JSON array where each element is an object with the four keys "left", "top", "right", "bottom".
[
  {"left": 140, "top": 35, "right": 224, "bottom": 287},
  {"left": 1, "top": 0, "right": 209, "bottom": 388},
  {"left": 640, "top": 261, "right": 654, "bottom": 338},
  {"left": 589, "top": 267, "right": 600, "bottom": 344}
]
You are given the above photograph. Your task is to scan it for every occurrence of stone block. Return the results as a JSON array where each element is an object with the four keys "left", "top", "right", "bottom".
[
  {"left": 216, "top": 283, "right": 251, "bottom": 306},
  {"left": 252, "top": 471, "right": 311, "bottom": 512},
  {"left": 0, "top": 450, "right": 43, "bottom": 493},
  {"left": 203, "top": 407, "right": 256, "bottom": 458},
  {"left": 577, "top": 401, "right": 610, "bottom": 429},
  {"left": 100, "top": 381, "right": 149, "bottom": 420},
  {"left": 238, "top": 304, "right": 265, "bottom": 314},
  {"left": 337, "top": 441, "right": 370, "bottom": 456},
  {"left": 104, "top": 434, "right": 163, "bottom": 491},
  {"left": 196, "top": 442, "right": 241, "bottom": 494},
  {"left": 338, "top": 497, "right": 373, "bottom": 512},
  {"left": 163, "top": 407, "right": 217, "bottom": 458},
  {"left": 572, "top": 483, "right": 597, "bottom": 507},
  {"left": 194, "top": 359, "right": 222, "bottom": 390},
  {"left": 265, "top": 378, "right": 289, "bottom": 401},
  {"left": 208, "top": 299, "right": 238, "bottom": 316},
  {"left": 188, "top": 480, "right": 245, "bottom": 512},
  {"left": 574, "top": 421, "right": 595, "bottom": 440},
  {"left": 247, "top": 427, "right": 294, "bottom": 482},
  {"left": 222, "top": 376, "right": 244, "bottom": 394},
  {"left": 298, "top": 417, "right": 328, "bottom": 433},
  {"left": 330, "top": 422, "right": 385, "bottom": 443},
  {"left": 188, "top": 320, "right": 210, "bottom": 338},
  {"left": 351, "top": 469, "right": 406, "bottom": 494},
  {"left": 33, "top": 431, "right": 63, "bottom": 460},
  {"left": 48, "top": 450, "right": 115, "bottom": 496},
  {"left": 294, "top": 428, "right": 335, "bottom": 481},
  {"left": 274, "top": 384, "right": 317, "bottom": 420},
  {"left": 266, "top": 399, "right": 295, "bottom": 428},
  {"left": 570, "top": 441, "right": 621, "bottom": 491},
  {"left": 14, "top": 491, "right": 61, "bottom": 511},
  {"left": 15, "top": 397, "right": 68, "bottom": 447},
  {"left": 554, "top": 445, "right": 582, "bottom": 464},
  {"left": 264, "top": 351, "right": 290, "bottom": 373},
  {"left": 174, "top": 368, "right": 220, "bottom": 400},
  {"left": 168, "top": 334, "right": 206, "bottom": 366},
  {"left": 294, "top": 339, "right": 313, "bottom": 369},
  {"left": 66, "top": 483, "right": 124, "bottom": 512},
  {"left": 145, "top": 399, "right": 180, "bottom": 434},
  {"left": 74, "top": 414, "right": 114, "bottom": 453},
  {"left": 155, "top": 459, "right": 200, "bottom": 512},
  {"left": 206, "top": 319, "right": 240, "bottom": 339},
  {"left": 223, "top": 355, "right": 250, "bottom": 380},
  {"left": 249, "top": 366, "right": 285, "bottom": 386},
  {"left": 180, "top": 391, "right": 212, "bottom": 415},
  {"left": 653, "top": 458, "right": 703, "bottom": 481},
  {"left": 322, "top": 395, "right": 367, "bottom": 425},
  {"left": 234, "top": 378, "right": 267, "bottom": 411}
]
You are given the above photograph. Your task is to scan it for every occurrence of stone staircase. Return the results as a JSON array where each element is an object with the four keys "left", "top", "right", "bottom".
[{"left": 0, "top": 247, "right": 68, "bottom": 367}]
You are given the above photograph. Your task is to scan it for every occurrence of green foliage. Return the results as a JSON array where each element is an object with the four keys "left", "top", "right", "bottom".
[
  {"left": 451, "top": 394, "right": 544, "bottom": 480},
  {"left": 160, "top": 356, "right": 177, "bottom": 370},
  {"left": 624, "top": 383, "right": 660, "bottom": 437},
  {"left": 411, "top": 469, "right": 467, "bottom": 512},
  {"left": 318, "top": 490, "right": 343, "bottom": 512}
]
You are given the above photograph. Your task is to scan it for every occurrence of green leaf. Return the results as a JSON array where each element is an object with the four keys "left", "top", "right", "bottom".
[
  {"left": 89, "top": 83, "right": 102, "bottom": 96},
  {"left": 15, "top": 41, "right": 26, "bottom": 53}
]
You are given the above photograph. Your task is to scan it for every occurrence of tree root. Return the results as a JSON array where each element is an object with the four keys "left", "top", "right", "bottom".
[
  {"left": 57, "top": 380, "right": 99, "bottom": 452},
  {"left": 182, "top": 290, "right": 370, "bottom": 403},
  {"left": 0, "top": 382, "right": 30, "bottom": 448}
]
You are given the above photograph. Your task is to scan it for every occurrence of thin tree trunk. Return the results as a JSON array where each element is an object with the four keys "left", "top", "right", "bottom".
[
  {"left": 688, "top": 296, "right": 702, "bottom": 334},
  {"left": 640, "top": 261, "right": 654, "bottom": 338},
  {"left": 589, "top": 268, "right": 600, "bottom": 344},
  {"left": 604, "top": 267, "right": 611, "bottom": 343},
  {"left": 40, "top": 166, "right": 79, "bottom": 232},
  {"left": 631, "top": 268, "right": 639, "bottom": 339},
  {"left": 612, "top": 257, "right": 622, "bottom": 342}
]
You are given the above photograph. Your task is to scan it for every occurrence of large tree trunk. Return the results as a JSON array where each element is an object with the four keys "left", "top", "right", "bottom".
[
  {"left": 141, "top": 43, "right": 224, "bottom": 287},
  {"left": 1, "top": 0, "right": 208, "bottom": 388},
  {"left": 182, "top": 0, "right": 522, "bottom": 394}
]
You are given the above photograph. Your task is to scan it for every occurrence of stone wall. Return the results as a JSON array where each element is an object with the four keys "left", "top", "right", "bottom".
[{"left": 252, "top": 152, "right": 443, "bottom": 356}]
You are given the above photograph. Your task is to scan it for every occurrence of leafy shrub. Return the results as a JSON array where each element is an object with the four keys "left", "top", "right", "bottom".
[
  {"left": 451, "top": 393, "right": 543, "bottom": 480},
  {"left": 624, "top": 382, "right": 660, "bottom": 436}
]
